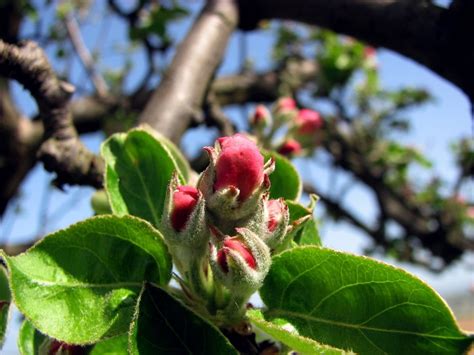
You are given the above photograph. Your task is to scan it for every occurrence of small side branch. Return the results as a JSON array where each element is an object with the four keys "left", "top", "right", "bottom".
[{"left": 64, "top": 15, "right": 108, "bottom": 98}]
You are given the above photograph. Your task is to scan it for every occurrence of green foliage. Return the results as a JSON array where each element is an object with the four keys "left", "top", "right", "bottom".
[
  {"left": 453, "top": 138, "right": 474, "bottom": 177},
  {"left": 91, "top": 189, "right": 112, "bottom": 215},
  {"left": 0, "top": 267, "right": 10, "bottom": 346},
  {"left": 248, "top": 309, "right": 347, "bottom": 354},
  {"left": 315, "top": 31, "right": 366, "bottom": 93},
  {"left": 286, "top": 198, "right": 321, "bottom": 247},
  {"left": 262, "top": 150, "right": 301, "bottom": 200},
  {"left": 2, "top": 215, "right": 171, "bottom": 344},
  {"left": 102, "top": 128, "right": 187, "bottom": 227},
  {"left": 90, "top": 335, "right": 129, "bottom": 355},
  {"left": 17, "top": 320, "right": 47, "bottom": 355},
  {"left": 273, "top": 26, "right": 301, "bottom": 61},
  {"left": 370, "top": 141, "right": 432, "bottom": 189},
  {"left": 129, "top": 3, "right": 189, "bottom": 49},
  {"left": 260, "top": 246, "right": 473, "bottom": 354},
  {"left": 146, "top": 128, "right": 192, "bottom": 183},
  {"left": 129, "top": 284, "right": 238, "bottom": 354}
]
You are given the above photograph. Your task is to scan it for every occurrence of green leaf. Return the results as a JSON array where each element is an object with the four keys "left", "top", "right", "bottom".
[
  {"left": 17, "top": 320, "right": 47, "bottom": 355},
  {"left": 142, "top": 126, "right": 191, "bottom": 183},
  {"left": 286, "top": 198, "right": 321, "bottom": 247},
  {"left": 248, "top": 309, "right": 347, "bottom": 354},
  {"left": 260, "top": 246, "right": 473, "bottom": 354},
  {"left": 262, "top": 150, "right": 301, "bottom": 200},
  {"left": 90, "top": 335, "right": 128, "bottom": 354},
  {"left": 129, "top": 284, "right": 238, "bottom": 355},
  {"left": 91, "top": 189, "right": 112, "bottom": 215},
  {"left": 101, "top": 128, "right": 185, "bottom": 227},
  {"left": 2, "top": 215, "right": 172, "bottom": 345},
  {"left": 0, "top": 266, "right": 10, "bottom": 347}
]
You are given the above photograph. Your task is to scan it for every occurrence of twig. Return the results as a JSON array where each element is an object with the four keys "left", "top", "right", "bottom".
[
  {"left": 64, "top": 15, "right": 108, "bottom": 98},
  {"left": 36, "top": 177, "right": 52, "bottom": 237},
  {"left": 204, "top": 92, "right": 236, "bottom": 136}
]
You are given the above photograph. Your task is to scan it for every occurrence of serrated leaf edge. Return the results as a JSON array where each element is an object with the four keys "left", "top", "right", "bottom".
[
  {"left": 0, "top": 215, "right": 172, "bottom": 345},
  {"left": 264, "top": 246, "right": 473, "bottom": 340}
]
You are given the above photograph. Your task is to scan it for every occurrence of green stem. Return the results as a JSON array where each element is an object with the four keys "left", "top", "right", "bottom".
[
  {"left": 223, "top": 293, "right": 249, "bottom": 324},
  {"left": 187, "top": 258, "right": 213, "bottom": 301}
]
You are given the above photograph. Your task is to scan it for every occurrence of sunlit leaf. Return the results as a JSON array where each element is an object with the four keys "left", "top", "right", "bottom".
[
  {"left": 262, "top": 150, "right": 301, "bottom": 201},
  {"left": 0, "top": 267, "right": 10, "bottom": 347},
  {"left": 2, "top": 215, "right": 171, "bottom": 344},
  {"left": 102, "top": 128, "right": 186, "bottom": 227},
  {"left": 17, "top": 320, "right": 47, "bottom": 355},
  {"left": 247, "top": 309, "right": 347, "bottom": 354},
  {"left": 90, "top": 335, "right": 128, "bottom": 354},
  {"left": 261, "top": 246, "right": 473, "bottom": 354},
  {"left": 286, "top": 198, "right": 321, "bottom": 247}
]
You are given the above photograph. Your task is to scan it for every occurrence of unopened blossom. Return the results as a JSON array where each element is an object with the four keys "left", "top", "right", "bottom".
[
  {"left": 214, "top": 134, "right": 264, "bottom": 202},
  {"left": 275, "top": 97, "right": 297, "bottom": 113},
  {"left": 266, "top": 199, "right": 286, "bottom": 233},
  {"left": 295, "top": 109, "right": 323, "bottom": 134},
  {"left": 217, "top": 237, "right": 257, "bottom": 273},
  {"left": 278, "top": 139, "right": 302, "bottom": 157},
  {"left": 171, "top": 186, "right": 200, "bottom": 231},
  {"left": 250, "top": 104, "right": 271, "bottom": 127}
]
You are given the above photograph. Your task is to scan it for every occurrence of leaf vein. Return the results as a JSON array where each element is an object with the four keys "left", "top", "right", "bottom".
[
  {"left": 308, "top": 280, "right": 404, "bottom": 316},
  {"left": 269, "top": 310, "right": 467, "bottom": 341}
]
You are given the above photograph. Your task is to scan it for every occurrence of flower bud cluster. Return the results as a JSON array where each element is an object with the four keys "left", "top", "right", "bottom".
[
  {"left": 363, "top": 46, "right": 378, "bottom": 70},
  {"left": 161, "top": 134, "right": 290, "bottom": 323},
  {"left": 249, "top": 97, "right": 324, "bottom": 157}
]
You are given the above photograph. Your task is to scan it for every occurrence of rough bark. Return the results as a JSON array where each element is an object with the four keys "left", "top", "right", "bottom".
[
  {"left": 138, "top": 0, "right": 239, "bottom": 143},
  {"left": 0, "top": 39, "right": 103, "bottom": 188}
]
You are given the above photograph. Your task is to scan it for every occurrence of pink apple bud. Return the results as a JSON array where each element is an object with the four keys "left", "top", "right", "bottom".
[
  {"left": 278, "top": 139, "right": 302, "bottom": 157},
  {"left": 467, "top": 207, "right": 474, "bottom": 219},
  {"left": 266, "top": 199, "right": 287, "bottom": 233},
  {"left": 364, "top": 46, "right": 378, "bottom": 69},
  {"left": 171, "top": 186, "right": 200, "bottom": 231},
  {"left": 250, "top": 104, "right": 271, "bottom": 127},
  {"left": 364, "top": 47, "right": 376, "bottom": 58},
  {"left": 275, "top": 97, "right": 297, "bottom": 113},
  {"left": 217, "top": 237, "right": 257, "bottom": 273},
  {"left": 210, "top": 228, "right": 271, "bottom": 302},
  {"left": 214, "top": 134, "right": 264, "bottom": 202},
  {"left": 295, "top": 109, "right": 323, "bottom": 134}
]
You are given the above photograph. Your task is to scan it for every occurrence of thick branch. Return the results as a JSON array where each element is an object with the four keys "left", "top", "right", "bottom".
[
  {"left": 0, "top": 39, "right": 103, "bottom": 188},
  {"left": 138, "top": 0, "right": 239, "bottom": 143},
  {"left": 238, "top": 0, "right": 474, "bottom": 101},
  {"left": 0, "top": 81, "right": 41, "bottom": 215},
  {"left": 66, "top": 58, "right": 319, "bottom": 128}
]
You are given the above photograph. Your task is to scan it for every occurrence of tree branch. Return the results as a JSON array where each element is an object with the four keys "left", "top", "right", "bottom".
[
  {"left": 304, "top": 183, "right": 379, "bottom": 239},
  {"left": 203, "top": 91, "right": 236, "bottom": 136},
  {"left": 0, "top": 80, "right": 41, "bottom": 215},
  {"left": 64, "top": 14, "right": 109, "bottom": 98},
  {"left": 0, "top": 39, "right": 103, "bottom": 188},
  {"left": 238, "top": 0, "right": 474, "bottom": 102},
  {"left": 138, "top": 0, "right": 239, "bottom": 143}
]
